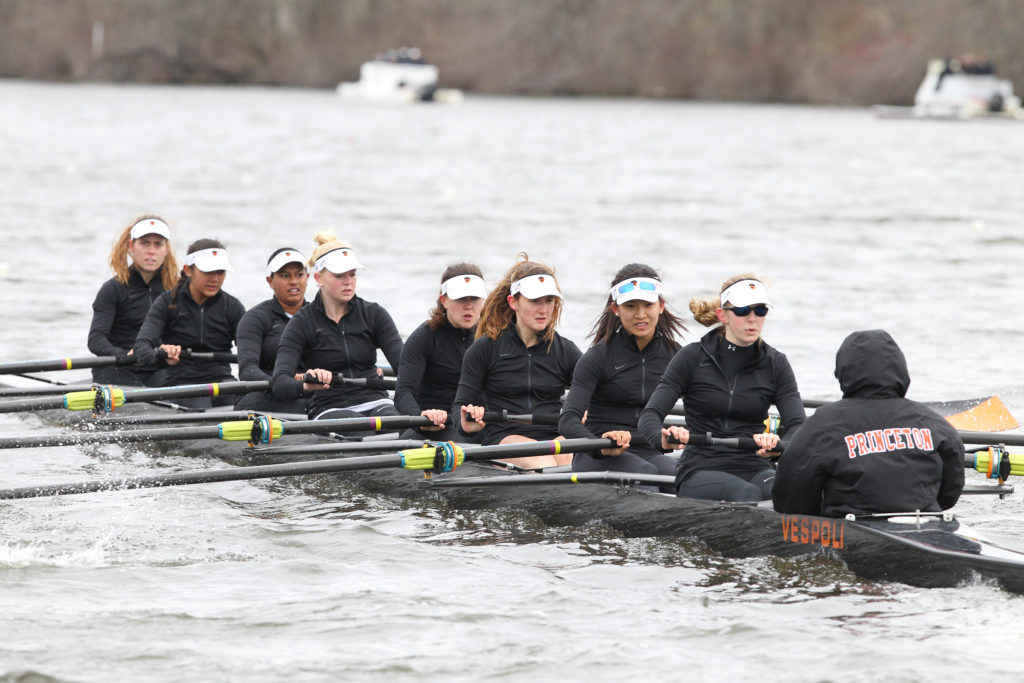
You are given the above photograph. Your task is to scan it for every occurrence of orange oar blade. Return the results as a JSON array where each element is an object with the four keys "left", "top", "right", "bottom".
[{"left": 936, "top": 396, "right": 1020, "bottom": 432}]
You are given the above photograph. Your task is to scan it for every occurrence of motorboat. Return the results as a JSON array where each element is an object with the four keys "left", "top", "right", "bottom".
[
  {"left": 875, "top": 57, "right": 1022, "bottom": 121},
  {"left": 336, "top": 48, "right": 463, "bottom": 104}
]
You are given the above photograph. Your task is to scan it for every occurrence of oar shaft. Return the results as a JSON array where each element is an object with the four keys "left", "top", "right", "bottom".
[
  {"left": 0, "top": 438, "right": 617, "bottom": 500},
  {"left": 0, "top": 455, "right": 407, "bottom": 500},
  {"left": 0, "top": 351, "right": 238, "bottom": 375},
  {"left": 0, "top": 380, "right": 268, "bottom": 414}
]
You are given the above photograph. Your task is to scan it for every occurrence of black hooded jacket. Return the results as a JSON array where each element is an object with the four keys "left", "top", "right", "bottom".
[{"left": 772, "top": 329, "right": 965, "bottom": 518}]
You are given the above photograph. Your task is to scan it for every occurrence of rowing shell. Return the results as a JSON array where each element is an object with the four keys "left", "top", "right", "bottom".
[{"left": 6, "top": 377, "right": 1024, "bottom": 593}]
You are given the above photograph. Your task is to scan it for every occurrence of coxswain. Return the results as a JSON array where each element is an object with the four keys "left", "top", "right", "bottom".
[
  {"left": 773, "top": 329, "right": 965, "bottom": 517},
  {"left": 394, "top": 263, "right": 487, "bottom": 442},
  {"left": 454, "top": 253, "right": 582, "bottom": 469},
  {"left": 638, "top": 274, "right": 805, "bottom": 502},
  {"left": 234, "top": 248, "right": 310, "bottom": 414},
  {"left": 559, "top": 264, "right": 685, "bottom": 487},
  {"left": 88, "top": 215, "right": 179, "bottom": 386},
  {"left": 270, "top": 232, "right": 404, "bottom": 424},
  {"left": 132, "top": 239, "right": 245, "bottom": 408}
]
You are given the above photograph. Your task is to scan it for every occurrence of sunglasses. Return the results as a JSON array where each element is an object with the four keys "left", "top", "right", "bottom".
[
  {"left": 613, "top": 280, "right": 659, "bottom": 295},
  {"left": 725, "top": 305, "right": 769, "bottom": 317}
]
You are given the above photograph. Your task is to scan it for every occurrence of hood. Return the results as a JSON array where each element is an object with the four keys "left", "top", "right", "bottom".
[{"left": 835, "top": 329, "right": 910, "bottom": 399}]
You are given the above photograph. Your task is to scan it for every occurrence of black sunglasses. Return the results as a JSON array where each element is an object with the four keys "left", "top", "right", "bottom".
[{"left": 725, "top": 305, "right": 769, "bottom": 317}]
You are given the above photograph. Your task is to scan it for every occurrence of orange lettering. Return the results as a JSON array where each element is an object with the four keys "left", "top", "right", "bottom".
[
  {"left": 844, "top": 435, "right": 857, "bottom": 458},
  {"left": 821, "top": 522, "right": 831, "bottom": 547}
]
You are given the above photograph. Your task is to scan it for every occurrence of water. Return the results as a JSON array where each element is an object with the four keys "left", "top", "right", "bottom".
[{"left": 2, "top": 80, "right": 1024, "bottom": 681}]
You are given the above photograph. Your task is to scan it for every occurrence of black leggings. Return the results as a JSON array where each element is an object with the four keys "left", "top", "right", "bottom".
[
  {"left": 676, "top": 468, "right": 775, "bottom": 503},
  {"left": 573, "top": 449, "right": 677, "bottom": 493}
]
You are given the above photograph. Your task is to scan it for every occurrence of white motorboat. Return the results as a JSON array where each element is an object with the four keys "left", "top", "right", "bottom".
[
  {"left": 337, "top": 49, "right": 463, "bottom": 104},
  {"left": 875, "top": 57, "right": 1022, "bottom": 121}
]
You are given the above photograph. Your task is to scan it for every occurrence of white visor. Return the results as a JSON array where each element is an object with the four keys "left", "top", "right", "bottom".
[
  {"left": 185, "top": 247, "right": 233, "bottom": 272},
  {"left": 720, "top": 279, "right": 773, "bottom": 309},
  {"left": 314, "top": 247, "right": 365, "bottom": 274},
  {"left": 130, "top": 218, "right": 171, "bottom": 241},
  {"left": 610, "top": 276, "right": 663, "bottom": 304},
  {"left": 441, "top": 273, "right": 487, "bottom": 299},
  {"left": 266, "top": 249, "right": 307, "bottom": 277},
  {"left": 510, "top": 273, "right": 561, "bottom": 300}
]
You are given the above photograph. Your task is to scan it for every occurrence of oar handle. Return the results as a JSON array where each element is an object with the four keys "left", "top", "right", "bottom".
[
  {"left": 667, "top": 432, "right": 773, "bottom": 452},
  {"left": 303, "top": 372, "right": 396, "bottom": 390},
  {"left": 465, "top": 410, "right": 560, "bottom": 426},
  {"left": 155, "top": 348, "right": 237, "bottom": 363}
]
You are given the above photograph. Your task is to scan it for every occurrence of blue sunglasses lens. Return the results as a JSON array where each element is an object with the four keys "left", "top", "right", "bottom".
[
  {"left": 727, "top": 305, "right": 769, "bottom": 317},
  {"left": 616, "top": 281, "right": 658, "bottom": 294}
]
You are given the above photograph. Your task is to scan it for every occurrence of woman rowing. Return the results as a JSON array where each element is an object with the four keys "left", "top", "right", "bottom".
[
  {"left": 638, "top": 274, "right": 805, "bottom": 502},
  {"left": 234, "top": 248, "right": 310, "bottom": 414},
  {"left": 271, "top": 232, "right": 404, "bottom": 424},
  {"left": 88, "top": 215, "right": 179, "bottom": 386},
  {"left": 394, "top": 263, "right": 487, "bottom": 441},
  {"left": 454, "top": 253, "right": 582, "bottom": 469},
  {"left": 132, "top": 239, "right": 245, "bottom": 408},
  {"left": 559, "top": 264, "right": 684, "bottom": 484}
]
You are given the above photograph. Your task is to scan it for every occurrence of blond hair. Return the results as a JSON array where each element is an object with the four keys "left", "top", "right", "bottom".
[
  {"left": 307, "top": 231, "right": 354, "bottom": 268},
  {"left": 108, "top": 214, "right": 179, "bottom": 290},
  {"left": 477, "top": 252, "right": 562, "bottom": 346},
  {"left": 689, "top": 273, "right": 761, "bottom": 327}
]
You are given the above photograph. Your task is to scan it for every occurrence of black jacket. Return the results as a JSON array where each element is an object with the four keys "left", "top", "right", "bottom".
[
  {"left": 772, "top": 329, "right": 965, "bottom": 517},
  {"left": 236, "top": 297, "right": 308, "bottom": 383},
  {"left": 394, "top": 320, "right": 475, "bottom": 416},
  {"left": 559, "top": 327, "right": 676, "bottom": 450},
  {"left": 638, "top": 328, "right": 805, "bottom": 480},
  {"left": 453, "top": 325, "right": 582, "bottom": 438},
  {"left": 271, "top": 292, "right": 403, "bottom": 417},
  {"left": 133, "top": 286, "right": 245, "bottom": 385},
  {"left": 88, "top": 268, "right": 168, "bottom": 356}
]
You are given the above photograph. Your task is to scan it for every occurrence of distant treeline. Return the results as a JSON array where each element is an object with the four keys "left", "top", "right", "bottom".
[{"left": 1, "top": 0, "right": 1021, "bottom": 104}]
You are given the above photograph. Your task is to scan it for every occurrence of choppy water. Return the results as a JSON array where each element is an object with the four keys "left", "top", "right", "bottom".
[{"left": 2, "top": 80, "right": 1024, "bottom": 681}]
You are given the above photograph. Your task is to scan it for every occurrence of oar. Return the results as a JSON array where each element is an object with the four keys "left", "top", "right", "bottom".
[
  {"left": 305, "top": 372, "right": 396, "bottom": 390},
  {"left": 423, "top": 470, "right": 1013, "bottom": 497},
  {"left": 0, "top": 384, "right": 96, "bottom": 398},
  {"left": 801, "top": 396, "right": 1018, "bottom": 432},
  {"left": 0, "top": 437, "right": 615, "bottom": 500},
  {"left": 0, "top": 351, "right": 237, "bottom": 375},
  {"left": 0, "top": 413, "right": 446, "bottom": 450},
  {"left": 94, "top": 410, "right": 308, "bottom": 427},
  {"left": 0, "top": 380, "right": 269, "bottom": 415}
]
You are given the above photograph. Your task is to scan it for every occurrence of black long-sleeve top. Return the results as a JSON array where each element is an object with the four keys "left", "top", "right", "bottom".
[
  {"left": 453, "top": 325, "right": 582, "bottom": 439},
  {"left": 394, "top": 320, "right": 475, "bottom": 416},
  {"left": 638, "top": 328, "right": 805, "bottom": 481},
  {"left": 88, "top": 268, "right": 168, "bottom": 356},
  {"left": 559, "top": 327, "right": 676, "bottom": 450},
  {"left": 132, "top": 287, "right": 246, "bottom": 385},
  {"left": 236, "top": 297, "right": 307, "bottom": 382},
  {"left": 271, "top": 292, "right": 404, "bottom": 417}
]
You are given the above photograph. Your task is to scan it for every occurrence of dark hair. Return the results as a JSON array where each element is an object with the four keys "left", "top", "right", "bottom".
[
  {"left": 589, "top": 263, "right": 685, "bottom": 352},
  {"left": 427, "top": 262, "right": 484, "bottom": 330},
  {"left": 169, "top": 238, "right": 226, "bottom": 309},
  {"left": 267, "top": 247, "right": 302, "bottom": 266}
]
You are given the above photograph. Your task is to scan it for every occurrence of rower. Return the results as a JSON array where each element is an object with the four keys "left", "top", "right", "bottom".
[
  {"left": 233, "top": 248, "right": 310, "bottom": 414},
  {"left": 772, "top": 329, "right": 965, "bottom": 517},
  {"left": 132, "top": 239, "right": 245, "bottom": 408},
  {"left": 559, "top": 263, "right": 685, "bottom": 488},
  {"left": 270, "top": 232, "right": 404, "bottom": 428},
  {"left": 637, "top": 274, "right": 806, "bottom": 502},
  {"left": 88, "top": 215, "right": 179, "bottom": 387},
  {"left": 394, "top": 263, "right": 487, "bottom": 442},
  {"left": 454, "top": 252, "right": 582, "bottom": 469}
]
